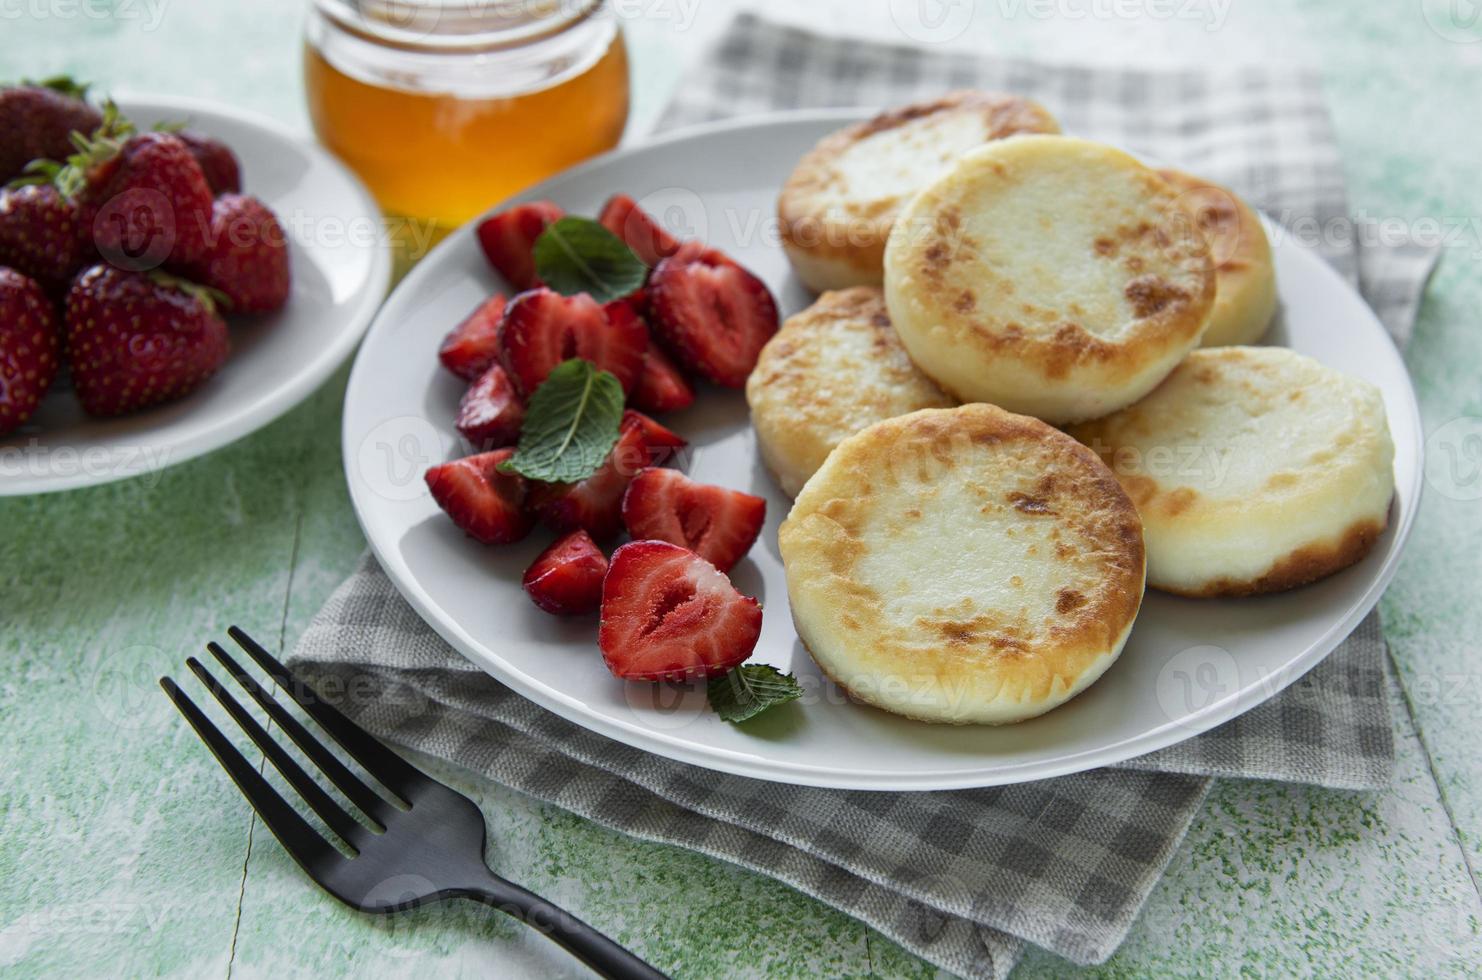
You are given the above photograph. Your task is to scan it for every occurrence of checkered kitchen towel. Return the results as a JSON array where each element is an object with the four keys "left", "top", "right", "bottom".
[{"left": 290, "top": 14, "right": 1440, "bottom": 978}]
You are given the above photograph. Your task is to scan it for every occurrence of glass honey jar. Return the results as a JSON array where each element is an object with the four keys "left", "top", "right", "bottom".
[{"left": 304, "top": 0, "right": 630, "bottom": 233}]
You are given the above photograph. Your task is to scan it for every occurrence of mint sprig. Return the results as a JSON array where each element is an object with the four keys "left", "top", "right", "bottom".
[
  {"left": 707, "top": 665, "right": 803, "bottom": 724},
  {"left": 501, "top": 359, "right": 624, "bottom": 484},
  {"left": 533, "top": 216, "right": 648, "bottom": 304}
]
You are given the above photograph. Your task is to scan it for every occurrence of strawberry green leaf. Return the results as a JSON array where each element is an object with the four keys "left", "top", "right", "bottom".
[
  {"left": 533, "top": 216, "right": 648, "bottom": 304},
  {"left": 707, "top": 665, "right": 803, "bottom": 723},
  {"left": 501, "top": 359, "right": 624, "bottom": 484}
]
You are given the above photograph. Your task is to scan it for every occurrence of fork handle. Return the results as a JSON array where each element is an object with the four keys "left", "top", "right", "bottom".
[{"left": 463, "top": 876, "right": 668, "bottom": 979}]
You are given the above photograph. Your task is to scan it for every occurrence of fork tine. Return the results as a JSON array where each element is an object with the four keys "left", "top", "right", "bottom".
[
  {"left": 159, "top": 676, "right": 340, "bottom": 876},
  {"left": 206, "top": 642, "right": 397, "bottom": 824},
  {"left": 187, "top": 657, "right": 372, "bottom": 846},
  {"left": 228, "top": 627, "right": 432, "bottom": 800}
]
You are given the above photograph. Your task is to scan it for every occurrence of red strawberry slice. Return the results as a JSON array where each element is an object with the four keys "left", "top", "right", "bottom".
[
  {"left": 455, "top": 363, "right": 525, "bottom": 450},
  {"left": 0, "top": 268, "right": 61, "bottom": 436},
  {"left": 621, "top": 468, "right": 766, "bottom": 572},
  {"left": 598, "top": 540, "right": 763, "bottom": 682},
  {"left": 630, "top": 344, "right": 696, "bottom": 414},
  {"left": 439, "top": 294, "right": 508, "bottom": 382},
  {"left": 621, "top": 409, "right": 687, "bottom": 452},
  {"left": 475, "top": 201, "right": 563, "bottom": 291},
  {"left": 522, "top": 529, "right": 608, "bottom": 616},
  {"left": 65, "top": 265, "right": 230, "bottom": 417},
  {"left": 598, "top": 194, "right": 681, "bottom": 268},
  {"left": 188, "top": 194, "right": 291, "bottom": 314},
  {"left": 499, "top": 288, "right": 647, "bottom": 396},
  {"left": 529, "top": 424, "right": 655, "bottom": 540},
  {"left": 648, "top": 243, "right": 779, "bottom": 387},
  {"left": 424, "top": 448, "right": 534, "bottom": 545}
]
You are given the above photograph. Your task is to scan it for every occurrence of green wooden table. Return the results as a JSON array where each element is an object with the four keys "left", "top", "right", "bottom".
[{"left": 4, "top": 1, "right": 1480, "bottom": 975}]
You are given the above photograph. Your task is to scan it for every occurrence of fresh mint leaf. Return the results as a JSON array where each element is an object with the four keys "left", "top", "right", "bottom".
[
  {"left": 707, "top": 665, "right": 803, "bottom": 723},
  {"left": 501, "top": 359, "right": 624, "bottom": 484},
  {"left": 533, "top": 216, "right": 648, "bottom": 304}
]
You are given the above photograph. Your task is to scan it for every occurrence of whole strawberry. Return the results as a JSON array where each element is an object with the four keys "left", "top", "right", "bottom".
[
  {"left": 175, "top": 130, "right": 242, "bottom": 196},
  {"left": 67, "top": 129, "right": 215, "bottom": 273},
  {"left": 66, "top": 264, "right": 229, "bottom": 417},
  {"left": 0, "top": 78, "right": 103, "bottom": 184},
  {"left": 0, "top": 267, "right": 61, "bottom": 435},
  {"left": 189, "top": 194, "right": 290, "bottom": 314},
  {"left": 0, "top": 184, "right": 86, "bottom": 296}
]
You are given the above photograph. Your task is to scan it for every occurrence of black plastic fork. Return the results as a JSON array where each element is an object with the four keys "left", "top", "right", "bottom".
[{"left": 161, "top": 626, "right": 665, "bottom": 980}]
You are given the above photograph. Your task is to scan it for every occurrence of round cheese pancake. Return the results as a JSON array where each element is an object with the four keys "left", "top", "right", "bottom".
[
  {"left": 884, "top": 135, "right": 1216, "bottom": 424},
  {"left": 1156, "top": 168, "right": 1277, "bottom": 347},
  {"left": 778, "top": 92, "right": 1060, "bottom": 294},
  {"left": 779, "top": 403, "right": 1145, "bottom": 725},
  {"left": 746, "top": 287, "right": 956, "bottom": 498},
  {"left": 1069, "top": 347, "right": 1395, "bottom": 597}
]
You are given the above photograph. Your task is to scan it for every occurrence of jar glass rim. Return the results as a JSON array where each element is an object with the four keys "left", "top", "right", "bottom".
[{"left": 310, "top": 0, "right": 606, "bottom": 54}]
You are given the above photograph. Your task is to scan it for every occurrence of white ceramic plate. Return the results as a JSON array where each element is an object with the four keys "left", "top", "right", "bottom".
[
  {"left": 0, "top": 95, "right": 391, "bottom": 495},
  {"left": 343, "top": 111, "right": 1422, "bottom": 790}
]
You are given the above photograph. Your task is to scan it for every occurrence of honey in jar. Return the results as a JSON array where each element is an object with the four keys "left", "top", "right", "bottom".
[{"left": 304, "top": 0, "right": 630, "bottom": 233}]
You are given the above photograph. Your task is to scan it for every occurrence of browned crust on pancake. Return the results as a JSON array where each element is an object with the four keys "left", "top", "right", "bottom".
[
  {"left": 1156, "top": 514, "right": 1388, "bottom": 598},
  {"left": 777, "top": 92, "right": 1061, "bottom": 278},
  {"left": 780, "top": 404, "right": 1146, "bottom": 716},
  {"left": 899, "top": 160, "right": 1215, "bottom": 393}
]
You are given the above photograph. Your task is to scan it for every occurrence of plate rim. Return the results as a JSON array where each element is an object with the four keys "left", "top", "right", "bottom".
[
  {"left": 0, "top": 93, "right": 392, "bottom": 496},
  {"left": 342, "top": 109, "right": 1423, "bottom": 790}
]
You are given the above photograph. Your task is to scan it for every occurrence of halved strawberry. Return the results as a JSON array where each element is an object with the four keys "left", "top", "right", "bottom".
[
  {"left": 475, "top": 201, "right": 563, "bottom": 291},
  {"left": 598, "top": 194, "right": 681, "bottom": 268},
  {"left": 522, "top": 529, "right": 608, "bottom": 616},
  {"left": 598, "top": 541, "right": 763, "bottom": 682},
  {"left": 630, "top": 344, "right": 696, "bottom": 414},
  {"left": 455, "top": 363, "right": 524, "bottom": 450},
  {"left": 621, "top": 409, "right": 687, "bottom": 453},
  {"left": 529, "top": 424, "right": 654, "bottom": 540},
  {"left": 648, "top": 243, "right": 779, "bottom": 387},
  {"left": 439, "top": 294, "right": 508, "bottom": 382},
  {"left": 621, "top": 468, "right": 766, "bottom": 572},
  {"left": 424, "top": 448, "right": 534, "bottom": 545},
  {"left": 499, "top": 288, "right": 647, "bottom": 396}
]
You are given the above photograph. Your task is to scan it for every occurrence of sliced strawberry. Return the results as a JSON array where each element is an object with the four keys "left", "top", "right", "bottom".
[
  {"left": 630, "top": 344, "right": 696, "bottom": 414},
  {"left": 499, "top": 288, "right": 646, "bottom": 396},
  {"left": 529, "top": 424, "right": 655, "bottom": 540},
  {"left": 475, "top": 201, "right": 563, "bottom": 291},
  {"left": 621, "top": 468, "right": 766, "bottom": 572},
  {"left": 455, "top": 363, "right": 525, "bottom": 450},
  {"left": 522, "top": 529, "right": 608, "bottom": 616},
  {"left": 424, "top": 448, "right": 534, "bottom": 545},
  {"left": 439, "top": 294, "right": 508, "bottom": 382},
  {"left": 621, "top": 409, "right": 687, "bottom": 453},
  {"left": 648, "top": 244, "right": 779, "bottom": 387},
  {"left": 598, "top": 194, "right": 682, "bottom": 268},
  {"left": 598, "top": 541, "right": 763, "bottom": 682}
]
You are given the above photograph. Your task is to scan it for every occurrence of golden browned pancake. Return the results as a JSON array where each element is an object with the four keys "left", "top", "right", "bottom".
[
  {"left": 1156, "top": 168, "right": 1278, "bottom": 347},
  {"left": 779, "top": 403, "right": 1146, "bottom": 724},
  {"left": 1069, "top": 347, "right": 1395, "bottom": 597},
  {"left": 746, "top": 287, "right": 956, "bottom": 497},
  {"left": 778, "top": 92, "right": 1061, "bottom": 293},
  {"left": 884, "top": 135, "right": 1216, "bottom": 424}
]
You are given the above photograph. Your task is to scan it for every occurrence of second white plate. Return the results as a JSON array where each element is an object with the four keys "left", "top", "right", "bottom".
[
  {"left": 342, "top": 111, "right": 1421, "bottom": 790},
  {"left": 0, "top": 95, "right": 391, "bottom": 495}
]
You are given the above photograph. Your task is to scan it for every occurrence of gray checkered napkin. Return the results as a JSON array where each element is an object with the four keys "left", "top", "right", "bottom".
[{"left": 290, "top": 14, "right": 1440, "bottom": 978}]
